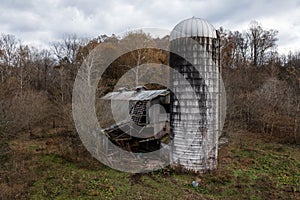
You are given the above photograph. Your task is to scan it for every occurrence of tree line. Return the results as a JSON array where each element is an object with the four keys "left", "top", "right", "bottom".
[
  {"left": 219, "top": 21, "right": 299, "bottom": 142},
  {"left": 220, "top": 20, "right": 279, "bottom": 68},
  {"left": 0, "top": 21, "right": 299, "bottom": 143}
]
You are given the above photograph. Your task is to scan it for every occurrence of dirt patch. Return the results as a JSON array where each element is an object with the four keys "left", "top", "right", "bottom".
[
  {"left": 128, "top": 173, "right": 157, "bottom": 190},
  {"left": 128, "top": 173, "right": 143, "bottom": 185}
]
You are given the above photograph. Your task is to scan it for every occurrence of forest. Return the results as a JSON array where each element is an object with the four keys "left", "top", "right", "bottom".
[{"left": 0, "top": 20, "right": 299, "bottom": 199}]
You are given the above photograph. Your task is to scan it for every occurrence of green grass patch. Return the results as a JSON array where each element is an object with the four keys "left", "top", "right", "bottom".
[{"left": 18, "top": 131, "right": 300, "bottom": 199}]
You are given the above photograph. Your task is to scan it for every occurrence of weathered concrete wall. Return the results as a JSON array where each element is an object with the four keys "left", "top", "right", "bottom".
[{"left": 170, "top": 19, "right": 220, "bottom": 172}]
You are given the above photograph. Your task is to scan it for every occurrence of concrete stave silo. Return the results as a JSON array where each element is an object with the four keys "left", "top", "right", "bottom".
[{"left": 170, "top": 17, "right": 221, "bottom": 172}]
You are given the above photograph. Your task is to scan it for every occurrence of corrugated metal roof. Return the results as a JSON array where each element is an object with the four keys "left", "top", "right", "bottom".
[
  {"left": 101, "top": 89, "right": 169, "bottom": 101},
  {"left": 170, "top": 17, "right": 217, "bottom": 41}
]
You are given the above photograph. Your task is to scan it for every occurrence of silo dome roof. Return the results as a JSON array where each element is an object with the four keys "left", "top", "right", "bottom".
[{"left": 170, "top": 17, "right": 217, "bottom": 41}]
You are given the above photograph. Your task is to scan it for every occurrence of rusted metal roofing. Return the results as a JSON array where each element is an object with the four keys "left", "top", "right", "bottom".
[
  {"left": 101, "top": 89, "right": 169, "bottom": 101},
  {"left": 170, "top": 17, "right": 217, "bottom": 41}
]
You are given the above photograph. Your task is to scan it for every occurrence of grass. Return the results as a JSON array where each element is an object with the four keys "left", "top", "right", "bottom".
[
  {"left": 29, "top": 154, "right": 200, "bottom": 199},
  {"left": 1, "top": 130, "right": 299, "bottom": 199}
]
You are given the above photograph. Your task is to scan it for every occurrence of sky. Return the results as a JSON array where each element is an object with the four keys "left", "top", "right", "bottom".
[{"left": 0, "top": 0, "right": 300, "bottom": 54}]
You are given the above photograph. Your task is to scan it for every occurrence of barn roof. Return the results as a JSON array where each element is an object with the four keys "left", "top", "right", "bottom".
[{"left": 101, "top": 88, "right": 169, "bottom": 101}]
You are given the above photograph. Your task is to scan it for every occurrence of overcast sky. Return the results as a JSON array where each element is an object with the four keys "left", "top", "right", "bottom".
[{"left": 1, "top": 0, "right": 300, "bottom": 54}]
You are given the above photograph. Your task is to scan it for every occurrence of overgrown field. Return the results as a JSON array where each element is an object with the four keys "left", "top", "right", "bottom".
[{"left": 0, "top": 129, "right": 299, "bottom": 199}]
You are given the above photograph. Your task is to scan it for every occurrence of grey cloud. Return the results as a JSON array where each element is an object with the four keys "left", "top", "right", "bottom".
[{"left": 0, "top": 0, "right": 299, "bottom": 53}]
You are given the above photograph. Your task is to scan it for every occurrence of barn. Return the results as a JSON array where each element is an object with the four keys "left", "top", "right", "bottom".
[{"left": 101, "top": 86, "right": 170, "bottom": 153}]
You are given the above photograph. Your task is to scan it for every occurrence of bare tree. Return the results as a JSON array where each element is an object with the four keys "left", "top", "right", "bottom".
[
  {"left": 0, "top": 34, "right": 19, "bottom": 82},
  {"left": 37, "top": 49, "right": 54, "bottom": 90},
  {"left": 233, "top": 31, "right": 249, "bottom": 66},
  {"left": 51, "top": 34, "right": 87, "bottom": 102},
  {"left": 247, "top": 21, "right": 278, "bottom": 66},
  {"left": 119, "top": 31, "right": 165, "bottom": 87},
  {"left": 16, "top": 45, "right": 32, "bottom": 97},
  {"left": 219, "top": 28, "right": 236, "bottom": 68}
]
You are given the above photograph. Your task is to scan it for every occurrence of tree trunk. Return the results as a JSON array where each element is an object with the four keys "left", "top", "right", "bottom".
[
  {"left": 294, "top": 103, "right": 299, "bottom": 143},
  {"left": 135, "top": 51, "right": 141, "bottom": 87}
]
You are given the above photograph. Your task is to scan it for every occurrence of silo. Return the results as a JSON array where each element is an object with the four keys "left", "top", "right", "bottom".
[{"left": 169, "top": 17, "right": 220, "bottom": 171}]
